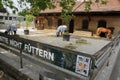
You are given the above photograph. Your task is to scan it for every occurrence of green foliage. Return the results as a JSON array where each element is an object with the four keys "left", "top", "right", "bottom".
[
  {"left": 0, "top": 0, "right": 3, "bottom": 7},
  {"left": 76, "top": 38, "right": 89, "bottom": 44},
  {"left": 85, "top": 0, "right": 107, "bottom": 12},
  {"left": 0, "top": 19, "right": 3, "bottom": 21},
  {"left": 16, "top": 17, "right": 24, "bottom": 27},
  {"left": 60, "top": 0, "right": 75, "bottom": 25},
  {"left": 59, "top": 0, "right": 76, "bottom": 34},
  {"left": 30, "top": 7, "right": 40, "bottom": 16},
  {"left": 64, "top": 30, "right": 69, "bottom": 35},
  {"left": 18, "top": 0, "right": 55, "bottom": 16},
  {"left": 85, "top": 0, "right": 92, "bottom": 12},
  {"left": 18, "top": 9, "right": 30, "bottom": 16},
  {"left": 25, "top": 14, "right": 34, "bottom": 28},
  {"left": 2, "top": 0, "right": 18, "bottom": 14},
  {"left": 16, "top": 17, "right": 24, "bottom": 22},
  {"left": 64, "top": 43, "right": 76, "bottom": 50},
  {"left": 95, "top": 0, "right": 107, "bottom": 4},
  {"left": 101, "top": 0, "right": 107, "bottom": 4},
  {"left": 1, "top": 0, "right": 107, "bottom": 15}
]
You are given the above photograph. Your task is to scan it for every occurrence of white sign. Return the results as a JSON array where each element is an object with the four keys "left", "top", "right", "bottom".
[
  {"left": 75, "top": 55, "right": 91, "bottom": 76},
  {"left": 0, "top": 36, "right": 55, "bottom": 61}
]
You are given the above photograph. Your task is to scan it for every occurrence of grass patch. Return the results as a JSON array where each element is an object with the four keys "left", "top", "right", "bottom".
[
  {"left": 76, "top": 38, "right": 89, "bottom": 44},
  {"left": 64, "top": 43, "right": 76, "bottom": 50}
]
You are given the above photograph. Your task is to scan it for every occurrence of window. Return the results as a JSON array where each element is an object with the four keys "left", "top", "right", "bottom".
[
  {"left": 57, "top": 19, "right": 62, "bottom": 26},
  {"left": 5, "top": 16, "right": 8, "bottom": 20},
  {"left": 9, "top": 17, "right": 12, "bottom": 20},
  {"left": 98, "top": 20, "right": 106, "bottom": 28},
  {"left": 82, "top": 20, "right": 89, "bottom": 30},
  {"left": 69, "top": 19, "right": 74, "bottom": 33},
  {"left": 48, "top": 18, "right": 53, "bottom": 27},
  {"left": 13, "top": 17, "right": 16, "bottom": 20},
  {"left": 24, "top": 18, "right": 26, "bottom": 21},
  {"left": 0, "top": 16, "right": 3, "bottom": 19}
]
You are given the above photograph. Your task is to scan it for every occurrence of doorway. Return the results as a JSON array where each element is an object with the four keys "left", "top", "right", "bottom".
[
  {"left": 82, "top": 20, "right": 89, "bottom": 30},
  {"left": 97, "top": 20, "right": 107, "bottom": 37},
  {"left": 98, "top": 20, "right": 106, "bottom": 28},
  {"left": 58, "top": 19, "right": 62, "bottom": 26},
  {"left": 69, "top": 19, "right": 74, "bottom": 33}
]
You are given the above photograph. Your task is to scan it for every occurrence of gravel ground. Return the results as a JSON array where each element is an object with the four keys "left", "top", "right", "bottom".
[{"left": 17, "top": 28, "right": 111, "bottom": 55}]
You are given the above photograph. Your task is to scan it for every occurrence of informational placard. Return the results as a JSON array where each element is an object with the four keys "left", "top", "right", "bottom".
[{"left": 75, "top": 55, "right": 91, "bottom": 76}]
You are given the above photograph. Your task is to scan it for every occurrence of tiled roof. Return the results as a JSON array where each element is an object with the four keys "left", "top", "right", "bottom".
[
  {"left": 40, "top": 3, "right": 62, "bottom": 14},
  {"left": 40, "top": 0, "right": 120, "bottom": 14},
  {"left": 74, "top": 0, "right": 120, "bottom": 12}
]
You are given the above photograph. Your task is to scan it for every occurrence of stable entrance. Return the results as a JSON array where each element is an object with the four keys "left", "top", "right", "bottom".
[
  {"left": 69, "top": 19, "right": 74, "bottom": 33},
  {"left": 98, "top": 20, "right": 107, "bottom": 37}
]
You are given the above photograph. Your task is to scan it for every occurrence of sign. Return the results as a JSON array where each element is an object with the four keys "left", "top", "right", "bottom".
[
  {"left": 0, "top": 36, "right": 54, "bottom": 61},
  {"left": 0, "top": 33, "right": 91, "bottom": 77},
  {"left": 75, "top": 55, "right": 91, "bottom": 76}
]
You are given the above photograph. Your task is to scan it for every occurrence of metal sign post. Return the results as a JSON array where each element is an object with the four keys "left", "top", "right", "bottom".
[
  {"left": 20, "top": 48, "right": 23, "bottom": 68},
  {"left": 19, "top": 43, "right": 24, "bottom": 68}
]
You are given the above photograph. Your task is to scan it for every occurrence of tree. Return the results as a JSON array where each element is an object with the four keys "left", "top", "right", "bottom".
[
  {"left": 16, "top": 16, "right": 24, "bottom": 27},
  {"left": 60, "top": 0, "right": 75, "bottom": 25},
  {"left": 1, "top": 0, "right": 107, "bottom": 15},
  {"left": 0, "top": 0, "right": 107, "bottom": 29},
  {"left": 0, "top": 0, "right": 3, "bottom": 7},
  {"left": 23, "top": 14, "right": 34, "bottom": 35},
  {"left": 85, "top": 0, "right": 107, "bottom": 12},
  {"left": 25, "top": 14, "right": 34, "bottom": 29},
  {"left": 2, "top": 0, "right": 18, "bottom": 14}
]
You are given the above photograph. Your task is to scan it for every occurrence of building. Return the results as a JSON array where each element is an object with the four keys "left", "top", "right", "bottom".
[
  {"left": 0, "top": 8, "right": 25, "bottom": 28},
  {"left": 37, "top": 0, "right": 120, "bottom": 35},
  {"left": 0, "top": 13, "right": 25, "bottom": 24}
]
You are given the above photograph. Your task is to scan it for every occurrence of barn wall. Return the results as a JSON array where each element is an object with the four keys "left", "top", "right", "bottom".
[
  {"left": 74, "top": 16, "right": 120, "bottom": 34},
  {"left": 37, "top": 15, "right": 120, "bottom": 34}
]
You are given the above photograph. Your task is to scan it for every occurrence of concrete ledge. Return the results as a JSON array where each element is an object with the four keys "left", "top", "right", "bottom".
[{"left": 0, "top": 58, "right": 33, "bottom": 80}]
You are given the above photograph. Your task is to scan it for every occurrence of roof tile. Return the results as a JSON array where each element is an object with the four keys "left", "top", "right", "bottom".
[{"left": 40, "top": 0, "right": 120, "bottom": 14}]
